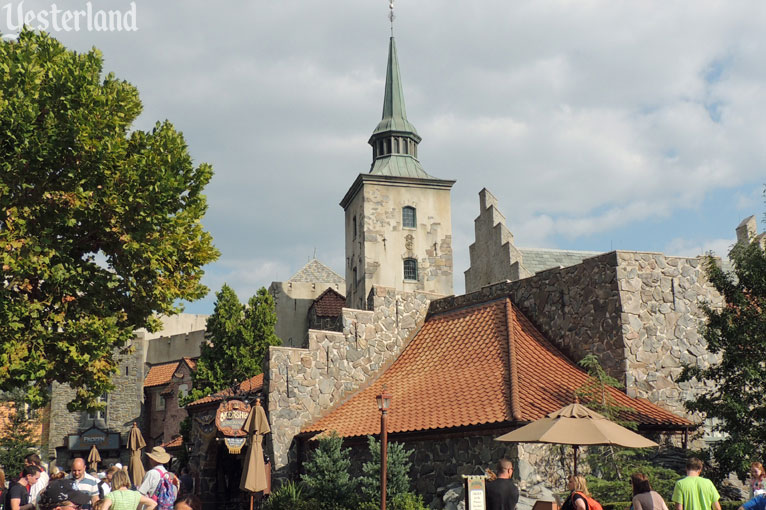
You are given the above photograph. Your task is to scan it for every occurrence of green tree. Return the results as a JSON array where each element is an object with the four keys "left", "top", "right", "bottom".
[
  {"left": 359, "top": 436, "right": 415, "bottom": 504},
  {"left": 0, "top": 30, "right": 219, "bottom": 410},
  {"left": 0, "top": 404, "right": 39, "bottom": 476},
  {"left": 678, "top": 228, "right": 766, "bottom": 482},
  {"left": 185, "top": 285, "right": 281, "bottom": 402},
  {"left": 301, "top": 432, "right": 357, "bottom": 510}
]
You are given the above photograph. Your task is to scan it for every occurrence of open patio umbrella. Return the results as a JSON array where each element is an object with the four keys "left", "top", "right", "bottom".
[
  {"left": 240, "top": 399, "right": 271, "bottom": 510},
  {"left": 87, "top": 444, "right": 101, "bottom": 472},
  {"left": 127, "top": 422, "right": 146, "bottom": 487},
  {"left": 495, "top": 403, "right": 658, "bottom": 474}
]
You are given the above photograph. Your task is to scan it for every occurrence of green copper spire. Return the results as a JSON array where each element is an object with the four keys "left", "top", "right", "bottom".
[
  {"left": 369, "top": 37, "right": 433, "bottom": 179},
  {"left": 373, "top": 37, "right": 418, "bottom": 137}
]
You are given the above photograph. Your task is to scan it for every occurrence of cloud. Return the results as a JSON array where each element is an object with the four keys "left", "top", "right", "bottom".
[{"left": 31, "top": 0, "right": 766, "bottom": 312}]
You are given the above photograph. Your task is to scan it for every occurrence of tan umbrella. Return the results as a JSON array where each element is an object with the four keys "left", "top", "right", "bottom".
[
  {"left": 127, "top": 422, "right": 146, "bottom": 487},
  {"left": 495, "top": 403, "right": 658, "bottom": 474},
  {"left": 87, "top": 444, "right": 101, "bottom": 472},
  {"left": 240, "top": 400, "right": 271, "bottom": 496}
]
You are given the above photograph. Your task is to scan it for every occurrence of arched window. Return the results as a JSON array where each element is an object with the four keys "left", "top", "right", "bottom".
[
  {"left": 402, "top": 206, "right": 416, "bottom": 228},
  {"left": 403, "top": 259, "right": 417, "bottom": 281},
  {"left": 393, "top": 138, "right": 399, "bottom": 153}
]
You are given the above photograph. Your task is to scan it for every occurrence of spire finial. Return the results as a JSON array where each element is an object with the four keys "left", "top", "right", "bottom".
[{"left": 389, "top": 0, "right": 395, "bottom": 36}]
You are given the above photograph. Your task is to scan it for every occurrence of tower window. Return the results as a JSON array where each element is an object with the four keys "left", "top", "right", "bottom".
[
  {"left": 402, "top": 206, "right": 416, "bottom": 228},
  {"left": 393, "top": 137, "right": 399, "bottom": 153},
  {"left": 353, "top": 215, "right": 357, "bottom": 239},
  {"left": 353, "top": 267, "right": 358, "bottom": 290},
  {"left": 403, "top": 259, "right": 418, "bottom": 281}
]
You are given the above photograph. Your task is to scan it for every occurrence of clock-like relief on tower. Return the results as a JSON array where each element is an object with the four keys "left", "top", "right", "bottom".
[{"left": 405, "top": 234, "right": 414, "bottom": 251}]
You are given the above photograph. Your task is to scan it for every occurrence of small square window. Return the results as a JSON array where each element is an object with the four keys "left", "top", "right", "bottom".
[
  {"left": 402, "top": 206, "right": 416, "bottom": 228},
  {"left": 403, "top": 259, "right": 417, "bottom": 281}
]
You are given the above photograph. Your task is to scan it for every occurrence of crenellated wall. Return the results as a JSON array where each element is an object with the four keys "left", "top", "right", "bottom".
[{"left": 265, "top": 286, "right": 436, "bottom": 474}]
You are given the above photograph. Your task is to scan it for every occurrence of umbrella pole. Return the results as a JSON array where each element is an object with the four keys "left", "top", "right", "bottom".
[{"left": 573, "top": 445, "right": 578, "bottom": 476}]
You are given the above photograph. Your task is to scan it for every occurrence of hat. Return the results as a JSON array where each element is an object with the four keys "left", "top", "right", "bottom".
[
  {"left": 38, "top": 479, "right": 91, "bottom": 509},
  {"left": 146, "top": 446, "right": 171, "bottom": 464}
]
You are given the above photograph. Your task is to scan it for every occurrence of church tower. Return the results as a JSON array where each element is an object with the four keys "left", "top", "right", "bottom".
[{"left": 340, "top": 36, "right": 455, "bottom": 309}]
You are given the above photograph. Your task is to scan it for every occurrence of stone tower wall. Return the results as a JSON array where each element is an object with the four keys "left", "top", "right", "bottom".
[
  {"left": 343, "top": 178, "right": 453, "bottom": 309},
  {"left": 265, "top": 287, "right": 435, "bottom": 474},
  {"left": 45, "top": 343, "right": 142, "bottom": 467}
]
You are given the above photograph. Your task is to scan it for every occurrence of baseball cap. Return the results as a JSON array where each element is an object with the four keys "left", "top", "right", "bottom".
[{"left": 38, "top": 479, "right": 91, "bottom": 508}]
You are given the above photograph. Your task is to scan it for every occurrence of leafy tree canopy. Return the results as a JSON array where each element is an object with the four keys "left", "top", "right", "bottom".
[
  {"left": 0, "top": 30, "right": 219, "bottom": 410},
  {"left": 679, "top": 219, "right": 766, "bottom": 482},
  {"left": 185, "top": 285, "right": 281, "bottom": 403}
]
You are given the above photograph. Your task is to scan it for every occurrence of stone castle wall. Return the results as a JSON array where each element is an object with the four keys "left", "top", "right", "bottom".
[
  {"left": 265, "top": 286, "right": 435, "bottom": 474},
  {"left": 432, "top": 250, "right": 723, "bottom": 419},
  {"left": 46, "top": 341, "right": 143, "bottom": 467},
  {"left": 616, "top": 252, "right": 723, "bottom": 416}
]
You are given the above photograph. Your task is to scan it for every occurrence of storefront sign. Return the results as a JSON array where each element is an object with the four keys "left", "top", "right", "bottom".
[
  {"left": 215, "top": 399, "right": 250, "bottom": 437},
  {"left": 67, "top": 427, "right": 121, "bottom": 451},
  {"left": 224, "top": 437, "right": 247, "bottom": 454}
]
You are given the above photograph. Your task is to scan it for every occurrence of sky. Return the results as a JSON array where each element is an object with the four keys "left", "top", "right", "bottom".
[{"left": 4, "top": 0, "right": 765, "bottom": 314}]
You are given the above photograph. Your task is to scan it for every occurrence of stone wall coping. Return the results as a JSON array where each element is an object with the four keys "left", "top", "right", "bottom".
[{"left": 269, "top": 345, "right": 311, "bottom": 354}]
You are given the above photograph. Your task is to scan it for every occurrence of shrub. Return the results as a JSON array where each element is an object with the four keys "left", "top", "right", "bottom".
[
  {"left": 300, "top": 431, "right": 357, "bottom": 509},
  {"left": 264, "top": 480, "right": 311, "bottom": 510},
  {"left": 359, "top": 436, "right": 415, "bottom": 504}
]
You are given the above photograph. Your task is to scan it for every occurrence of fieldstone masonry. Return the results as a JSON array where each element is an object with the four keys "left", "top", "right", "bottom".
[
  {"left": 45, "top": 344, "right": 142, "bottom": 468},
  {"left": 265, "top": 286, "right": 436, "bottom": 474},
  {"left": 617, "top": 251, "right": 723, "bottom": 415}
]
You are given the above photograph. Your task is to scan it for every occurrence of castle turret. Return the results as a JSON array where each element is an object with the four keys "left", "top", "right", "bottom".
[{"left": 340, "top": 37, "right": 455, "bottom": 309}]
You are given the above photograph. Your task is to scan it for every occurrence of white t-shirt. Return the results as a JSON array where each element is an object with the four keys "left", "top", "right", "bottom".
[
  {"left": 29, "top": 468, "right": 49, "bottom": 504},
  {"left": 138, "top": 466, "right": 166, "bottom": 497}
]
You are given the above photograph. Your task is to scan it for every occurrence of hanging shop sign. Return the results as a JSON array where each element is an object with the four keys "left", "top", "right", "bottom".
[
  {"left": 215, "top": 399, "right": 250, "bottom": 437},
  {"left": 224, "top": 437, "right": 247, "bottom": 454},
  {"left": 68, "top": 427, "right": 121, "bottom": 451}
]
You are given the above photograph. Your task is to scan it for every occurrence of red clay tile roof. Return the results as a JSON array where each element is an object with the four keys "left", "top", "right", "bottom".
[
  {"left": 144, "top": 361, "right": 180, "bottom": 388},
  {"left": 144, "top": 358, "right": 197, "bottom": 388},
  {"left": 311, "top": 287, "right": 346, "bottom": 317},
  {"left": 302, "top": 298, "right": 692, "bottom": 438},
  {"left": 186, "top": 373, "right": 264, "bottom": 408}
]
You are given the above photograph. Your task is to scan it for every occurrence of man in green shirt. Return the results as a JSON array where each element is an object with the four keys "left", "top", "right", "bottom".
[{"left": 673, "top": 458, "right": 721, "bottom": 510}]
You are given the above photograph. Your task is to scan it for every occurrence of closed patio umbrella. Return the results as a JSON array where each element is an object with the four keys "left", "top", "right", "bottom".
[
  {"left": 240, "top": 399, "right": 271, "bottom": 509},
  {"left": 87, "top": 444, "right": 101, "bottom": 472},
  {"left": 495, "top": 403, "right": 658, "bottom": 474},
  {"left": 127, "top": 422, "right": 146, "bottom": 487}
]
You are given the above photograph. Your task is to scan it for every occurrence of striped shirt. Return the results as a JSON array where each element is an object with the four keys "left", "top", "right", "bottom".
[{"left": 68, "top": 473, "right": 99, "bottom": 509}]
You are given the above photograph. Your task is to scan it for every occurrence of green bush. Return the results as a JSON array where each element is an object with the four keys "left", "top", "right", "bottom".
[
  {"left": 390, "top": 492, "right": 429, "bottom": 510},
  {"left": 300, "top": 432, "right": 357, "bottom": 510},
  {"left": 359, "top": 436, "right": 415, "bottom": 504},
  {"left": 264, "top": 481, "right": 313, "bottom": 510}
]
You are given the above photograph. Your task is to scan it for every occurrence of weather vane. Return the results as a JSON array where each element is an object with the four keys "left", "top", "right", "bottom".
[{"left": 389, "top": 0, "right": 395, "bottom": 35}]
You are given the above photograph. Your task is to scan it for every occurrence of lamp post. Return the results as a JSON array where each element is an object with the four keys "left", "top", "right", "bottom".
[{"left": 376, "top": 387, "right": 392, "bottom": 510}]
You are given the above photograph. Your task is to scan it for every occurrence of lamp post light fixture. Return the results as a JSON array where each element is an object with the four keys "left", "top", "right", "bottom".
[{"left": 376, "top": 387, "right": 392, "bottom": 510}]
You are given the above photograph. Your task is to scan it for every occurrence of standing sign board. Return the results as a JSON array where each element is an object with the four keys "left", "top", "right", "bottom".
[{"left": 463, "top": 475, "right": 487, "bottom": 510}]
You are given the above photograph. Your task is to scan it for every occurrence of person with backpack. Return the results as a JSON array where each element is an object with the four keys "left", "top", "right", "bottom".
[
  {"left": 561, "top": 475, "right": 603, "bottom": 510},
  {"left": 137, "top": 447, "right": 178, "bottom": 510},
  {"left": 100, "top": 470, "right": 156, "bottom": 510}
]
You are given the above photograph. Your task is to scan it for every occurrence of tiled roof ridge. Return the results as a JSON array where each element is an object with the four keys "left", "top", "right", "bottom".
[
  {"left": 504, "top": 299, "right": 522, "bottom": 421},
  {"left": 315, "top": 286, "right": 344, "bottom": 301}
]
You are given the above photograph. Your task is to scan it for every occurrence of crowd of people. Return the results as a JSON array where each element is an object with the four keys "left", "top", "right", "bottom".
[
  {"left": 484, "top": 457, "right": 766, "bottom": 510},
  {"left": 0, "top": 447, "right": 201, "bottom": 510}
]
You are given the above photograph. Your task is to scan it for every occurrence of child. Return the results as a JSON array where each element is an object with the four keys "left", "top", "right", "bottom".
[{"left": 751, "top": 462, "right": 766, "bottom": 499}]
